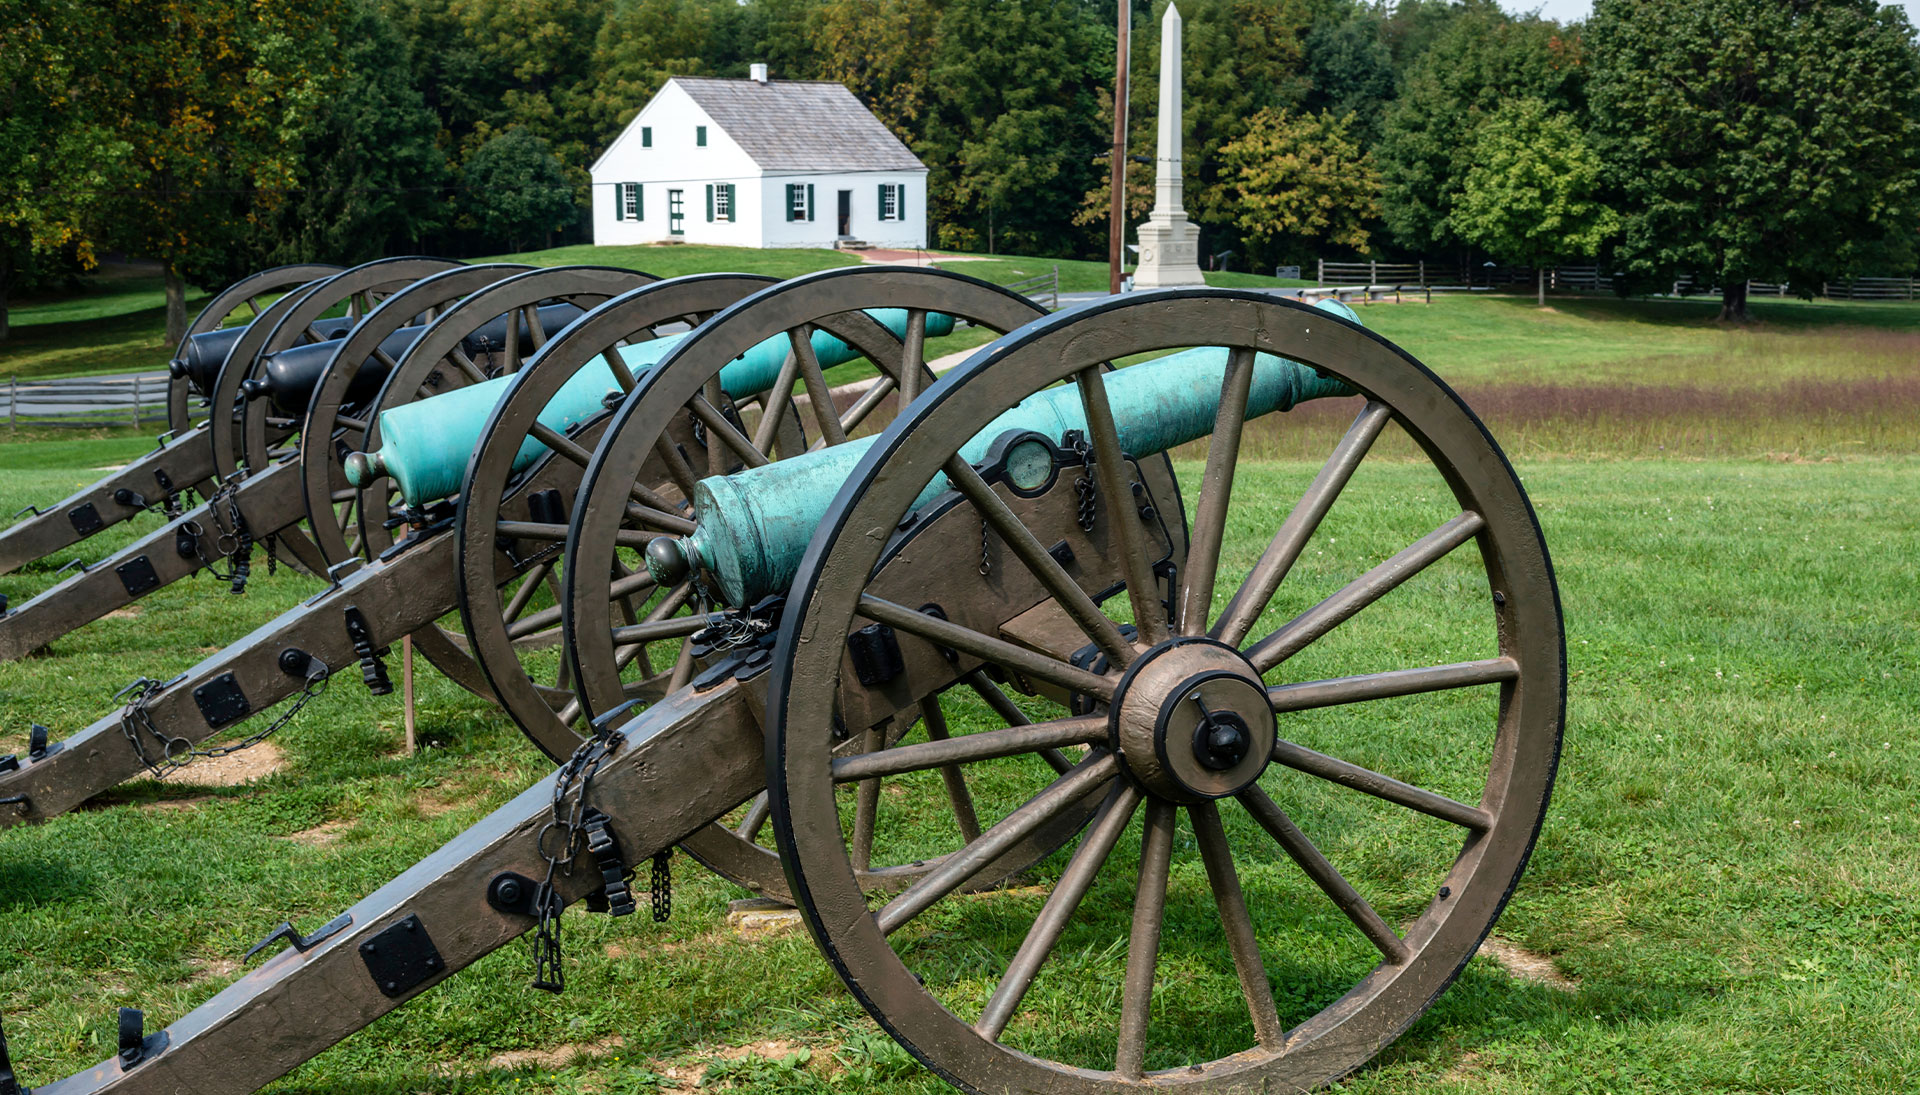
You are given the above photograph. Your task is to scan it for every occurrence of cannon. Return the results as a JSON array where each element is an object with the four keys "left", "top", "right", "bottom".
[
  {"left": 0, "top": 264, "right": 342, "bottom": 577},
  {"left": 0, "top": 267, "right": 997, "bottom": 848},
  {"left": 3, "top": 282, "right": 1562, "bottom": 1095}
]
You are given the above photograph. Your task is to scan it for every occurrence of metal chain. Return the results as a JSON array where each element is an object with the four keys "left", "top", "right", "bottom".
[
  {"left": 529, "top": 716, "right": 623, "bottom": 993},
  {"left": 115, "top": 661, "right": 330, "bottom": 781},
  {"left": 979, "top": 516, "right": 992, "bottom": 576},
  {"left": 1065, "top": 432, "right": 1098, "bottom": 533},
  {"left": 178, "top": 479, "right": 258, "bottom": 593}
]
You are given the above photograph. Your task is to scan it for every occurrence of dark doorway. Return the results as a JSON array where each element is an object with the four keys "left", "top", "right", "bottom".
[{"left": 837, "top": 190, "right": 852, "bottom": 237}]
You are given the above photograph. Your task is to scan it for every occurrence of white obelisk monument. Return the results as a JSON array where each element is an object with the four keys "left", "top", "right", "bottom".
[{"left": 1132, "top": 2, "right": 1205, "bottom": 289}]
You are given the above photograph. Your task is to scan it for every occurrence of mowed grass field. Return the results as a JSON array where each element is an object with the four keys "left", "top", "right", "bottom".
[{"left": 0, "top": 264, "right": 1916, "bottom": 1093}]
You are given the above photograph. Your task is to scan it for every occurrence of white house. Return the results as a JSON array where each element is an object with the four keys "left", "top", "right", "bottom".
[{"left": 590, "top": 67, "right": 928, "bottom": 250}]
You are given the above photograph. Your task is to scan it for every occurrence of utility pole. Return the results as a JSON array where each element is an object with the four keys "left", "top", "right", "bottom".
[{"left": 1107, "top": 0, "right": 1131, "bottom": 296}]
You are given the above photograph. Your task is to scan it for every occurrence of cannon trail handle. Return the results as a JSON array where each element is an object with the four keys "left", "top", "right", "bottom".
[
  {"left": 26, "top": 682, "right": 761, "bottom": 1095},
  {"left": 0, "top": 429, "right": 217, "bottom": 577},
  {"left": 0, "top": 531, "right": 461, "bottom": 829}
]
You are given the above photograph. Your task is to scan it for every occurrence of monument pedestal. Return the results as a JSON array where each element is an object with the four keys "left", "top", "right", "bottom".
[{"left": 1133, "top": 213, "right": 1204, "bottom": 288}]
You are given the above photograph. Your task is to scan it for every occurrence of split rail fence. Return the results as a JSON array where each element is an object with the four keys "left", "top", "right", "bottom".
[
  {"left": 3, "top": 373, "right": 171, "bottom": 431},
  {"left": 1319, "top": 260, "right": 1920, "bottom": 301}
]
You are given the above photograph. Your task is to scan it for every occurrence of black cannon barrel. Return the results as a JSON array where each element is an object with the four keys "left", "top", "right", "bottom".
[
  {"left": 253, "top": 322, "right": 429, "bottom": 417},
  {"left": 167, "top": 316, "right": 357, "bottom": 396},
  {"left": 460, "top": 302, "right": 586, "bottom": 356}
]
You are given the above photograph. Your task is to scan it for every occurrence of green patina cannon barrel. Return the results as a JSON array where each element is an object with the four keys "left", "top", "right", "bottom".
[
  {"left": 652, "top": 298, "right": 1362, "bottom": 606},
  {"left": 346, "top": 308, "right": 955, "bottom": 506}
]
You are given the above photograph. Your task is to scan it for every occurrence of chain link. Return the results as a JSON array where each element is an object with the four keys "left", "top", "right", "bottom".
[
  {"left": 1069, "top": 433, "right": 1099, "bottom": 533},
  {"left": 177, "top": 478, "right": 260, "bottom": 593},
  {"left": 115, "top": 660, "right": 330, "bottom": 781},
  {"left": 529, "top": 716, "right": 623, "bottom": 993}
]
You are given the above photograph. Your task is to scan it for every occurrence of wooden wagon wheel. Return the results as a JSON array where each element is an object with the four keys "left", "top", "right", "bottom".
[
  {"left": 295, "top": 263, "right": 536, "bottom": 567},
  {"left": 766, "top": 290, "right": 1566, "bottom": 1093},
  {"left": 561, "top": 266, "right": 1055, "bottom": 901},
  {"left": 454, "top": 273, "right": 776, "bottom": 761},
  {"left": 166, "top": 263, "right": 343, "bottom": 439}
]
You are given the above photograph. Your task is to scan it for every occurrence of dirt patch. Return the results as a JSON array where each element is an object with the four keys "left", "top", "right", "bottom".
[
  {"left": 1440, "top": 1049, "right": 1487, "bottom": 1083},
  {"left": 105, "top": 606, "right": 143, "bottom": 620},
  {"left": 1478, "top": 936, "right": 1576, "bottom": 991},
  {"left": 655, "top": 1040, "right": 807, "bottom": 1093},
  {"left": 188, "top": 955, "right": 240, "bottom": 982},
  {"left": 487, "top": 1036, "right": 625, "bottom": 1071},
  {"left": 171, "top": 740, "right": 286, "bottom": 787},
  {"left": 286, "top": 818, "right": 353, "bottom": 846}
]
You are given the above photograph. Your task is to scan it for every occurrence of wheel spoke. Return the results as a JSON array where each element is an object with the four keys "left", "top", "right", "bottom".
[
  {"left": 964, "top": 671, "right": 1074, "bottom": 774},
  {"left": 603, "top": 349, "right": 636, "bottom": 395},
  {"left": 976, "top": 782, "right": 1143, "bottom": 1040},
  {"left": 735, "top": 792, "right": 772, "bottom": 841},
  {"left": 1114, "top": 797, "right": 1177, "bottom": 1080},
  {"left": 791, "top": 325, "right": 849, "bottom": 447},
  {"left": 831, "top": 716, "right": 1103, "bottom": 782},
  {"left": 851, "top": 724, "right": 884, "bottom": 872},
  {"left": 748, "top": 347, "right": 804, "bottom": 455},
  {"left": 1072, "top": 366, "right": 1170, "bottom": 646},
  {"left": 1176, "top": 347, "right": 1256, "bottom": 635},
  {"left": 1214, "top": 401, "right": 1394, "bottom": 647},
  {"left": 943, "top": 456, "right": 1135, "bottom": 668},
  {"left": 1244, "top": 510, "right": 1485, "bottom": 674},
  {"left": 858, "top": 594, "right": 1115, "bottom": 702},
  {"left": 688, "top": 394, "right": 769, "bottom": 469},
  {"left": 496, "top": 519, "right": 570, "bottom": 543},
  {"left": 528, "top": 420, "right": 596, "bottom": 469},
  {"left": 622, "top": 501, "right": 694, "bottom": 536},
  {"left": 501, "top": 561, "right": 553, "bottom": 624},
  {"left": 524, "top": 303, "right": 547, "bottom": 349},
  {"left": 335, "top": 414, "right": 369, "bottom": 433},
  {"left": 1268, "top": 739, "right": 1492, "bottom": 831},
  {"left": 451, "top": 346, "right": 489, "bottom": 385},
  {"left": 1268, "top": 657, "right": 1518, "bottom": 713},
  {"left": 1237, "top": 787, "right": 1410, "bottom": 963},
  {"left": 875, "top": 753, "right": 1118, "bottom": 934},
  {"left": 897, "top": 309, "right": 931, "bottom": 405},
  {"left": 608, "top": 615, "right": 707, "bottom": 645},
  {"left": 836, "top": 373, "right": 897, "bottom": 437},
  {"left": 653, "top": 432, "right": 701, "bottom": 500},
  {"left": 1189, "top": 801, "right": 1283, "bottom": 1049}
]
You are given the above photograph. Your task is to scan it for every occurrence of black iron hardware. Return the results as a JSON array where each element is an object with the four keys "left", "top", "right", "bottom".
[
  {"left": 191, "top": 673, "right": 252, "bottom": 730},
  {"left": 113, "top": 488, "right": 149, "bottom": 510},
  {"left": 580, "top": 808, "right": 638, "bottom": 918},
  {"left": 342, "top": 606, "right": 393, "bottom": 695},
  {"left": 115, "top": 556, "right": 162, "bottom": 598},
  {"left": 116, "top": 1008, "right": 167, "bottom": 1071},
  {"left": 245, "top": 912, "right": 353, "bottom": 962},
  {"left": 486, "top": 872, "right": 543, "bottom": 917},
  {"left": 68, "top": 503, "right": 104, "bottom": 536},
  {"left": 847, "top": 624, "right": 904, "bottom": 686},
  {"left": 359, "top": 915, "right": 444, "bottom": 999},
  {"left": 27, "top": 725, "right": 55, "bottom": 762}
]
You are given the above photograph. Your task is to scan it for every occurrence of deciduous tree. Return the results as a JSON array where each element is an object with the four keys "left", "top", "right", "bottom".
[
  {"left": 1588, "top": 0, "right": 1920, "bottom": 320},
  {"left": 1218, "top": 108, "right": 1379, "bottom": 269},
  {"left": 1451, "top": 98, "right": 1617, "bottom": 305},
  {"left": 460, "top": 125, "right": 578, "bottom": 252}
]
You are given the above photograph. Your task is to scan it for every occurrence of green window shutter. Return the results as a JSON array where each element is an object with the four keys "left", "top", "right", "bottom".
[
  {"left": 637, "top": 185, "right": 643, "bottom": 220},
  {"left": 706, "top": 184, "right": 714, "bottom": 222},
  {"left": 641, "top": 126, "right": 651, "bottom": 148},
  {"left": 897, "top": 183, "right": 906, "bottom": 218},
  {"left": 806, "top": 183, "right": 815, "bottom": 222},
  {"left": 786, "top": 184, "right": 796, "bottom": 222},
  {"left": 614, "top": 183, "right": 624, "bottom": 221},
  {"left": 877, "top": 183, "right": 887, "bottom": 220},
  {"left": 725, "top": 183, "right": 736, "bottom": 222},
  {"left": 696, "top": 125, "right": 707, "bottom": 147}
]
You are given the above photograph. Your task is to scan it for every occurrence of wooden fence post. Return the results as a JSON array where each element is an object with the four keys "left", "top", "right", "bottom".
[
  {"left": 1316, "top": 258, "right": 1324, "bottom": 287},
  {"left": 7, "top": 378, "right": 14, "bottom": 433},
  {"left": 1369, "top": 259, "right": 1377, "bottom": 285},
  {"left": 131, "top": 376, "right": 142, "bottom": 428},
  {"left": 1418, "top": 260, "right": 1426, "bottom": 289}
]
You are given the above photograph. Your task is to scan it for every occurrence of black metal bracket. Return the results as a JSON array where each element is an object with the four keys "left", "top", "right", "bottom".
[
  {"left": 359, "top": 914, "right": 444, "bottom": 998},
  {"left": 486, "top": 872, "right": 543, "bottom": 917},
  {"left": 115, "top": 556, "right": 161, "bottom": 598},
  {"left": 277, "top": 648, "right": 327, "bottom": 681},
  {"left": 26, "top": 725, "right": 58, "bottom": 763},
  {"left": 153, "top": 468, "right": 175, "bottom": 497},
  {"left": 245, "top": 912, "right": 353, "bottom": 962},
  {"left": 847, "top": 624, "right": 904, "bottom": 686},
  {"left": 343, "top": 606, "right": 393, "bottom": 695},
  {"left": 53, "top": 558, "right": 89, "bottom": 578},
  {"left": 116, "top": 1008, "right": 167, "bottom": 1072},
  {"left": 8, "top": 504, "right": 45, "bottom": 520},
  {"left": 113, "top": 488, "right": 149, "bottom": 510},
  {"left": 191, "top": 673, "right": 252, "bottom": 730},
  {"left": 68, "top": 503, "right": 103, "bottom": 536}
]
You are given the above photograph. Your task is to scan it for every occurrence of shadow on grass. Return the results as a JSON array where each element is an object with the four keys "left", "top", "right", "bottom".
[
  {"left": 0, "top": 851, "right": 97, "bottom": 909},
  {"left": 1473, "top": 292, "right": 1920, "bottom": 333}
]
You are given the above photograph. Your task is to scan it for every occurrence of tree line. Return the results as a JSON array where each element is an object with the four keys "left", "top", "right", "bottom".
[{"left": 4, "top": 0, "right": 1917, "bottom": 338}]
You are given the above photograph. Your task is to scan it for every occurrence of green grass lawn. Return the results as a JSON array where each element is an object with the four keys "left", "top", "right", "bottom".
[{"left": 0, "top": 439, "right": 1915, "bottom": 1093}]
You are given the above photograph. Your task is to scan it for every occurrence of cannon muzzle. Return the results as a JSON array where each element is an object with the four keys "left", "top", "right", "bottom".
[{"left": 653, "top": 298, "right": 1361, "bottom": 606}]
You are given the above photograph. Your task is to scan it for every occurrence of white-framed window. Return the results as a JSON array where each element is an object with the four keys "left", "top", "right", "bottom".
[
  {"left": 713, "top": 183, "right": 733, "bottom": 222},
  {"left": 877, "top": 182, "right": 907, "bottom": 221},
  {"left": 622, "top": 182, "right": 641, "bottom": 221},
  {"left": 786, "top": 183, "right": 814, "bottom": 222},
  {"left": 669, "top": 189, "right": 685, "bottom": 235}
]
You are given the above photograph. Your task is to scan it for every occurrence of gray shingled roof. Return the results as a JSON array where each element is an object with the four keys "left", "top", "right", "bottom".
[{"left": 670, "top": 77, "right": 925, "bottom": 172}]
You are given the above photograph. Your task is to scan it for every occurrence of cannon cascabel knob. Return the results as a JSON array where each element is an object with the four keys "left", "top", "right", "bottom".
[
  {"left": 343, "top": 450, "right": 386, "bottom": 488},
  {"left": 645, "top": 536, "right": 694, "bottom": 587}
]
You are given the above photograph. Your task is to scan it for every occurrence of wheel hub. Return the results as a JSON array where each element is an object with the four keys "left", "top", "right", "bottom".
[{"left": 1110, "top": 638, "right": 1275, "bottom": 802}]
